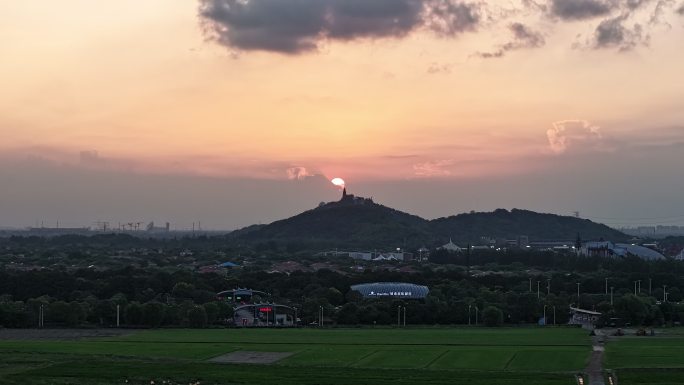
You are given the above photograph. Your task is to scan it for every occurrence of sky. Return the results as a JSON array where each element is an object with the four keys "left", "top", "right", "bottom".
[{"left": 1, "top": 0, "right": 684, "bottom": 230}]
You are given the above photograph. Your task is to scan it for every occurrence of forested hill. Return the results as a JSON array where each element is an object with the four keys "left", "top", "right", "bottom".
[
  {"left": 231, "top": 199, "right": 431, "bottom": 249},
  {"left": 430, "top": 209, "right": 628, "bottom": 244},
  {"left": 231, "top": 198, "right": 628, "bottom": 249}
]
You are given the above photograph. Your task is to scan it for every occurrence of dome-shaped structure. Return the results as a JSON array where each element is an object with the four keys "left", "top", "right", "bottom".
[{"left": 350, "top": 282, "right": 429, "bottom": 299}]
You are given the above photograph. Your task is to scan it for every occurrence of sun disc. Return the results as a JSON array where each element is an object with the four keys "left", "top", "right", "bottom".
[{"left": 331, "top": 177, "right": 345, "bottom": 187}]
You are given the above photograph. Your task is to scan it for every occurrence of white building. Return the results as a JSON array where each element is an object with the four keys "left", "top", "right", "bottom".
[{"left": 439, "top": 239, "right": 462, "bottom": 252}]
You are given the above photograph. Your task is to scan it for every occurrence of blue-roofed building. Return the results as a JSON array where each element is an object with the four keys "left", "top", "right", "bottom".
[
  {"left": 350, "top": 282, "right": 429, "bottom": 299},
  {"left": 580, "top": 241, "right": 665, "bottom": 260},
  {"left": 219, "top": 261, "right": 240, "bottom": 267}
]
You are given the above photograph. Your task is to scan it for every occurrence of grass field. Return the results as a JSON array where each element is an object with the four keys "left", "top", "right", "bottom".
[
  {"left": 0, "top": 327, "right": 589, "bottom": 385},
  {"left": 603, "top": 330, "right": 684, "bottom": 384},
  {"left": 605, "top": 333, "right": 684, "bottom": 369}
]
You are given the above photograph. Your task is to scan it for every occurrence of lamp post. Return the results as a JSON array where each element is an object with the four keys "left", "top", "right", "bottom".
[
  {"left": 634, "top": 281, "right": 637, "bottom": 295},
  {"left": 529, "top": 278, "right": 532, "bottom": 293},
  {"left": 638, "top": 280, "right": 642, "bottom": 294},
  {"left": 649, "top": 278, "right": 652, "bottom": 295},
  {"left": 475, "top": 306, "right": 479, "bottom": 326},
  {"left": 553, "top": 306, "right": 556, "bottom": 326},
  {"left": 403, "top": 306, "right": 406, "bottom": 327},
  {"left": 397, "top": 306, "right": 401, "bottom": 328},
  {"left": 605, "top": 278, "right": 608, "bottom": 295},
  {"left": 543, "top": 305, "right": 547, "bottom": 326},
  {"left": 468, "top": 305, "right": 472, "bottom": 325},
  {"left": 537, "top": 281, "right": 540, "bottom": 299},
  {"left": 610, "top": 286, "right": 614, "bottom": 306},
  {"left": 576, "top": 283, "right": 581, "bottom": 306}
]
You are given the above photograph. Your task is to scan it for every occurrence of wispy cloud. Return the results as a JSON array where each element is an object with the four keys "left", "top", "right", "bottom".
[{"left": 477, "top": 22, "right": 545, "bottom": 58}]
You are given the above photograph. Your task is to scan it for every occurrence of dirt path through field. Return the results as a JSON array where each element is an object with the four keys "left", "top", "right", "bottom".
[{"left": 585, "top": 335, "right": 605, "bottom": 385}]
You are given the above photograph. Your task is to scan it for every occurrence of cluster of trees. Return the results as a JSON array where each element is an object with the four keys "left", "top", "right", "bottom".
[
  {"left": 2, "top": 253, "right": 684, "bottom": 329},
  {"left": 2, "top": 232, "right": 684, "bottom": 329},
  {"left": 0, "top": 292, "right": 233, "bottom": 329}
]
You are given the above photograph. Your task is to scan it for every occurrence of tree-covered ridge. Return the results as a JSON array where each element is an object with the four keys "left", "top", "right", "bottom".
[
  {"left": 231, "top": 201, "right": 628, "bottom": 248},
  {"left": 233, "top": 200, "right": 431, "bottom": 248},
  {"left": 431, "top": 209, "right": 628, "bottom": 243}
]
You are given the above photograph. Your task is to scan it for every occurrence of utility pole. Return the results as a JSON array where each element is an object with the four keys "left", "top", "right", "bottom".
[
  {"left": 610, "top": 286, "right": 614, "bottom": 306},
  {"left": 403, "top": 306, "right": 406, "bottom": 327},
  {"left": 649, "top": 278, "right": 652, "bottom": 295}
]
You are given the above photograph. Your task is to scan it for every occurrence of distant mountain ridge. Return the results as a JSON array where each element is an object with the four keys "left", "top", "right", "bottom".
[{"left": 231, "top": 193, "right": 628, "bottom": 249}]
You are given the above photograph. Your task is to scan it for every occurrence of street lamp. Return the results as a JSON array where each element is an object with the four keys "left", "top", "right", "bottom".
[
  {"left": 475, "top": 306, "right": 479, "bottom": 325},
  {"left": 403, "top": 306, "right": 406, "bottom": 327},
  {"left": 543, "top": 305, "right": 547, "bottom": 326},
  {"left": 468, "top": 304, "right": 472, "bottom": 325},
  {"left": 610, "top": 286, "right": 614, "bottom": 306}
]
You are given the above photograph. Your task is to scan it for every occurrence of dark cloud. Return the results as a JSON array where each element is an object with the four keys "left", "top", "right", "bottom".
[
  {"left": 477, "top": 22, "right": 545, "bottom": 58},
  {"left": 199, "top": 0, "right": 682, "bottom": 55},
  {"left": 624, "top": 0, "right": 651, "bottom": 10},
  {"left": 199, "top": 0, "right": 480, "bottom": 54},
  {"left": 593, "top": 14, "right": 647, "bottom": 50},
  {"left": 423, "top": 0, "right": 481, "bottom": 37},
  {"left": 326, "top": 0, "right": 424, "bottom": 40},
  {"left": 550, "top": 0, "right": 615, "bottom": 20}
]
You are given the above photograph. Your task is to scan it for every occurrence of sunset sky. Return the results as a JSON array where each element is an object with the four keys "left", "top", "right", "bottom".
[{"left": 1, "top": 0, "right": 684, "bottom": 229}]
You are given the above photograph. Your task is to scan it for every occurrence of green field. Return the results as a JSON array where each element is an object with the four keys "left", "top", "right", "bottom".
[
  {"left": 605, "top": 333, "right": 684, "bottom": 369},
  {"left": 603, "top": 330, "right": 684, "bottom": 385},
  {"left": 0, "top": 328, "right": 589, "bottom": 385}
]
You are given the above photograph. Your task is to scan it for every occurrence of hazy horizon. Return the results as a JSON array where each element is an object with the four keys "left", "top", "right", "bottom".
[{"left": 2, "top": 1, "right": 683, "bottom": 229}]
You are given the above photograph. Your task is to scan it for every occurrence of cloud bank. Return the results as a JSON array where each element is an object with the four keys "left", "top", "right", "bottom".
[
  {"left": 199, "top": 0, "right": 681, "bottom": 55},
  {"left": 199, "top": 0, "right": 481, "bottom": 54}
]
